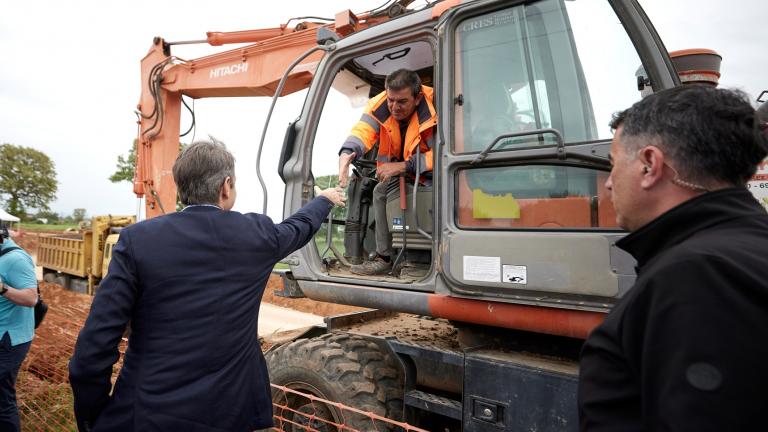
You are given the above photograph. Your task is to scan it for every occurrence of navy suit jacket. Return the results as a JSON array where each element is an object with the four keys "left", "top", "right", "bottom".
[{"left": 69, "top": 197, "right": 333, "bottom": 431}]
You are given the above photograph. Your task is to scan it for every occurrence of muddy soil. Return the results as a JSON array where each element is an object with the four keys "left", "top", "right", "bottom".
[
  {"left": 13, "top": 230, "right": 47, "bottom": 253},
  {"left": 261, "top": 275, "right": 364, "bottom": 316},
  {"left": 344, "top": 313, "right": 461, "bottom": 351}
]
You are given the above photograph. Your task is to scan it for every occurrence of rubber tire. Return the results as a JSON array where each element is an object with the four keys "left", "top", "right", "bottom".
[
  {"left": 267, "top": 332, "right": 403, "bottom": 431},
  {"left": 42, "top": 269, "right": 57, "bottom": 284},
  {"left": 54, "top": 273, "right": 71, "bottom": 290}
]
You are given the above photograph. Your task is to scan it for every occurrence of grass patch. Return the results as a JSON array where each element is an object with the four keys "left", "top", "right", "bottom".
[
  {"left": 20, "top": 223, "right": 78, "bottom": 232},
  {"left": 17, "top": 372, "right": 77, "bottom": 431},
  {"left": 273, "top": 262, "right": 290, "bottom": 270},
  {"left": 315, "top": 223, "right": 345, "bottom": 259},
  {"left": 275, "top": 224, "right": 345, "bottom": 270}
]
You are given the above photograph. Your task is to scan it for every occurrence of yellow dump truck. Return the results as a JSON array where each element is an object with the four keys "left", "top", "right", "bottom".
[{"left": 38, "top": 215, "right": 134, "bottom": 294}]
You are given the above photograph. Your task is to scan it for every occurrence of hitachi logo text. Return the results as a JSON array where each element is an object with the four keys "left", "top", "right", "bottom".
[{"left": 209, "top": 63, "right": 248, "bottom": 79}]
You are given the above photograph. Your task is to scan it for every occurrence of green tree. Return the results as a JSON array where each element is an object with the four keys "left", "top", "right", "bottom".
[
  {"left": 33, "top": 210, "right": 61, "bottom": 224},
  {"left": 0, "top": 143, "right": 57, "bottom": 216},
  {"left": 111, "top": 141, "right": 192, "bottom": 212},
  {"left": 110, "top": 140, "right": 186, "bottom": 184},
  {"left": 109, "top": 140, "right": 137, "bottom": 183},
  {"left": 73, "top": 208, "right": 87, "bottom": 223}
]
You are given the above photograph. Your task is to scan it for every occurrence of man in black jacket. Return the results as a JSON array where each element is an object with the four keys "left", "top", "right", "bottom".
[
  {"left": 69, "top": 139, "right": 345, "bottom": 432},
  {"left": 578, "top": 85, "right": 768, "bottom": 431}
]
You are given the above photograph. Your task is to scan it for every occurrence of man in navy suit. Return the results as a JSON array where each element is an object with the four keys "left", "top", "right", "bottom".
[{"left": 69, "top": 139, "right": 345, "bottom": 432}]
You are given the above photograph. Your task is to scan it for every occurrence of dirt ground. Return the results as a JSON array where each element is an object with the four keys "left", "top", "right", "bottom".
[
  {"left": 13, "top": 230, "right": 43, "bottom": 252},
  {"left": 261, "top": 276, "right": 363, "bottom": 316},
  {"left": 344, "top": 313, "right": 461, "bottom": 351}
]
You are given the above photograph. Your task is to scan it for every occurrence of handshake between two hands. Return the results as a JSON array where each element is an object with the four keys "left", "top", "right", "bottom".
[{"left": 314, "top": 186, "right": 347, "bottom": 208}]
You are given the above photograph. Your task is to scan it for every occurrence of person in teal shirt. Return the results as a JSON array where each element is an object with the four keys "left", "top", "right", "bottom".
[{"left": 0, "top": 223, "right": 38, "bottom": 432}]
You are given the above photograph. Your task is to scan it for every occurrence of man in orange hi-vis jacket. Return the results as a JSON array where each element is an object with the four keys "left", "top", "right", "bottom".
[{"left": 337, "top": 69, "right": 437, "bottom": 276}]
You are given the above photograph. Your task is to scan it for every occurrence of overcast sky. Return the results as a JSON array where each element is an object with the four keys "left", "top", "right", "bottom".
[{"left": 1, "top": 0, "right": 766, "bottom": 220}]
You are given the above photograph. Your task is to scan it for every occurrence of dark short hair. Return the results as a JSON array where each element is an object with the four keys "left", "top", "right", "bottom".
[
  {"left": 609, "top": 85, "right": 768, "bottom": 186},
  {"left": 385, "top": 69, "right": 421, "bottom": 98},
  {"left": 172, "top": 138, "right": 235, "bottom": 206}
]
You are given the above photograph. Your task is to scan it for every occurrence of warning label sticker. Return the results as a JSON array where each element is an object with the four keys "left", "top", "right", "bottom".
[
  {"left": 392, "top": 217, "right": 409, "bottom": 231},
  {"left": 463, "top": 256, "right": 501, "bottom": 282},
  {"left": 502, "top": 265, "right": 527, "bottom": 285}
]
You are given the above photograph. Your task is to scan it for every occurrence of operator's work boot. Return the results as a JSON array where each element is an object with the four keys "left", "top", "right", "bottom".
[{"left": 350, "top": 255, "right": 392, "bottom": 276}]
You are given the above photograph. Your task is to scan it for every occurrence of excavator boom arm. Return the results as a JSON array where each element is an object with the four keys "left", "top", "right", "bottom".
[
  {"left": 134, "top": 25, "right": 329, "bottom": 218},
  {"left": 133, "top": 4, "right": 415, "bottom": 218}
]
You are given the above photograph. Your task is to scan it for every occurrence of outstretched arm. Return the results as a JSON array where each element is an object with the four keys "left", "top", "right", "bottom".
[
  {"left": 274, "top": 188, "right": 345, "bottom": 258},
  {"left": 338, "top": 152, "right": 357, "bottom": 188}
]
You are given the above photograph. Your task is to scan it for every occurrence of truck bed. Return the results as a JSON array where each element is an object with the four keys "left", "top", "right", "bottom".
[{"left": 37, "top": 232, "right": 91, "bottom": 278}]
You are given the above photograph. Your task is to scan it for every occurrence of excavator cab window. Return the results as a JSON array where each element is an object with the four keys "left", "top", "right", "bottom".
[
  {"left": 457, "top": 165, "right": 617, "bottom": 229},
  {"left": 453, "top": 0, "right": 644, "bottom": 231},
  {"left": 309, "top": 40, "right": 435, "bottom": 280}
]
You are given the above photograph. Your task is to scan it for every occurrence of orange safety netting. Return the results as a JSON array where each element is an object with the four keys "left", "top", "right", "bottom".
[
  {"left": 271, "top": 384, "right": 428, "bottom": 432},
  {"left": 16, "top": 283, "right": 125, "bottom": 432}
]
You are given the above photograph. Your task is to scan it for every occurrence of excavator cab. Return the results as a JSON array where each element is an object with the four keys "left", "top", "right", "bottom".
[{"left": 282, "top": 0, "right": 680, "bottom": 310}]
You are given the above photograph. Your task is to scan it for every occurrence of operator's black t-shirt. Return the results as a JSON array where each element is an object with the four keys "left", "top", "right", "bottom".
[{"left": 397, "top": 120, "right": 409, "bottom": 161}]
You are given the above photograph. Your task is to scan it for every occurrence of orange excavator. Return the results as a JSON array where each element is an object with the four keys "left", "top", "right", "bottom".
[{"left": 133, "top": 1, "right": 717, "bottom": 430}]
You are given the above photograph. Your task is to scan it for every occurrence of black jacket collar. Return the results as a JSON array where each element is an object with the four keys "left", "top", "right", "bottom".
[{"left": 616, "top": 187, "right": 763, "bottom": 268}]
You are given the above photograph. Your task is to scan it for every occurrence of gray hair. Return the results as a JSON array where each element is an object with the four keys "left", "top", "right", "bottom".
[
  {"left": 385, "top": 69, "right": 421, "bottom": 98},
  {"left": 172, "top": 137, "right": 235, "bottom": 206},
  {"left": 609, "top": 85, "right": 767, "bottom": 186}
]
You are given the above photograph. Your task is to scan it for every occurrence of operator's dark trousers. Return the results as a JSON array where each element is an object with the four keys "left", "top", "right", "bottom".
[
  {"left": 0, "top": 332, "right": 30, "bottom": 432},
  {"left": 372, "top": 180, "right": 399, "bottom": 257},
  {"left": 374, "top": 179, "right": 421, "bottom": 257}
]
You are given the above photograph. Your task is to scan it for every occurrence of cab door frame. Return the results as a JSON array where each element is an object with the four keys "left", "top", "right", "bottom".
[{"left": 281, "top": 8, "right": 442, "bottom": 292}]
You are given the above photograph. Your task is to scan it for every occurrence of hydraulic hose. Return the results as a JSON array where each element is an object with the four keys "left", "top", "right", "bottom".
[{"left": 255, "top": 43, "right": 335, "bottom": 215}]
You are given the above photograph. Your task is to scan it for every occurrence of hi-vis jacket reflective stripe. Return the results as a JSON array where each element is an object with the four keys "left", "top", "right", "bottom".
[{"left": 340, "top": 86, "right": 437, "bottom": 176}]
